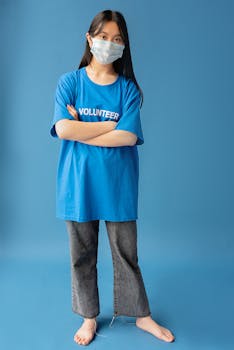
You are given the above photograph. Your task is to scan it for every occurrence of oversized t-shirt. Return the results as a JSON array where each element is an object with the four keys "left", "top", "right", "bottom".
[{"left": 50, "top": 66, "right": 144, "bottom": 222}]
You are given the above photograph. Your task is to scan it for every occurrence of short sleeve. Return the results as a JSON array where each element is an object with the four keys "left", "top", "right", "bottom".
[
  {"left": 50, "top": 72, "right": 76, "bottom": 138},
  {"left": 114, "top": 80, "right": 144, "bottom": 145}
]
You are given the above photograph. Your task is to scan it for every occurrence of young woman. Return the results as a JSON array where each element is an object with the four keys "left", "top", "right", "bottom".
[{"left": 50, "top": 9, "right": 175, "bottom": 346}]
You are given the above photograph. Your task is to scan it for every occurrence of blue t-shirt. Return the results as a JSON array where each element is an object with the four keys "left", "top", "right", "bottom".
[{"left": 50, "top": 66, "right": 144, "bottom": 222}]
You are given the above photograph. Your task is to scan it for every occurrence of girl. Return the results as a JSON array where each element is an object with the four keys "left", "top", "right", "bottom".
[{"left": 50, "top": 9, "right": 175, "bottom": 346}]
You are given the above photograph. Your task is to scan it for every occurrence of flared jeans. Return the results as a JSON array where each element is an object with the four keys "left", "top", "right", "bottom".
[{"left": 65, "top": 220, "right": 151, "bottom": 322}]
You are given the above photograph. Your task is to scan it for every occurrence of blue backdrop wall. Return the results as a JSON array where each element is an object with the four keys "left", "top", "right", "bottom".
[{"left": 1, "top": 1, "right": 233, "bottom": 349}]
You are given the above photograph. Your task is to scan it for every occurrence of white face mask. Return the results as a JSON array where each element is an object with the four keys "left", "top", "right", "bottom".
[{"left": 90, "top": 37, "right": 125, "bottom": 65}]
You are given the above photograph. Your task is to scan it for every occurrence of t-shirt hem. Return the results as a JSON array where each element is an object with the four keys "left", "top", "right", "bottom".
[{"left": 56, "top": 214, "right": 138, "bottom": 222}]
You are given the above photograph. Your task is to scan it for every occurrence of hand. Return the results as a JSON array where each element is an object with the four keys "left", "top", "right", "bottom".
[{"left": 67, "top": 104, "right": 79, "bottom": 120}]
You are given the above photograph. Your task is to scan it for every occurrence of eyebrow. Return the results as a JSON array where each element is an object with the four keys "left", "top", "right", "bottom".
[{"left": 99, "top": 31, "right": 122, "bottom": 37}]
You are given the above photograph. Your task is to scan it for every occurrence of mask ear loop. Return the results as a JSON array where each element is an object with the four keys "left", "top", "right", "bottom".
[
  {"left": 95, "top": 330, "right": 108, "bottom": 338},
  {"left": 88, "top": 35, "right": 94, "bottom": 51},
  {"left": 94, "top": 319, "right": 108, "bottom": 338},
  {"left": 95, "top": 316, "right": 136, "bottom": 339},
  {"left": 109, "top": 315, "right": 136, "bottom": 327}
]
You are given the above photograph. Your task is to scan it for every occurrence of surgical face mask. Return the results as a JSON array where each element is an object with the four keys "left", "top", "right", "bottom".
[{"left": 90, "top": 37, "right": 125, "bottom": 65}]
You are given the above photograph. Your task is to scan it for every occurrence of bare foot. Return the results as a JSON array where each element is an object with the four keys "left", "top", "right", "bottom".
[
  {"left": 136, "top": 316, "right": 175, "bottom": 342},
  {"left": 74, "top": 318, "right": 97, "bottom": 346}
]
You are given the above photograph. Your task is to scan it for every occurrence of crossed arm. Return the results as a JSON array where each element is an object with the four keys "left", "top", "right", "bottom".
[
  {"left": 78, "top": 128, "right": 137, "bottom": 147},
  {"left": 55, "top": 105, "right": 137, "bottom": 147}
]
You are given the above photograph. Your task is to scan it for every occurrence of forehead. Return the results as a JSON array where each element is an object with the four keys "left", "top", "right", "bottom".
[{"left": 97, "top": 21, "right": 121, "bottom": 36}]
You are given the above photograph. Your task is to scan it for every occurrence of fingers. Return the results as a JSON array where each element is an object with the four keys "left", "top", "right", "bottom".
[
  {"left": 67, "top": 104, "right": 76, "bottom": 112},
  {"left": 67, "top": 104, "right": 74, "bottom": 109},
  {"left": 67, "top": 104, "right": 79, "bottom": 120}
]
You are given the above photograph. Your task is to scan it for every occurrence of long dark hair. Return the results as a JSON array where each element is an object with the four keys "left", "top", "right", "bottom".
[{"left": 78, "top": 9, "right": 144, "bottom": 108}]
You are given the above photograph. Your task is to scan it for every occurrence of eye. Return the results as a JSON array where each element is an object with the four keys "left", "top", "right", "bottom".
[
  {"left": 99, "top": 34, "right": 107, "bottom": 40},
  {"left": 115, "top": 37, "right": 123, "bottom": 44}
]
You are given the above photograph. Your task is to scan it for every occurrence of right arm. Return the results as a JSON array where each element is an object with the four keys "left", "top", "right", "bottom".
[
  {"left": 50, "top": 75, "right": 117, "bottom": 141},
  {"left": 55, "top": 119, "right": 117, "bottom": 141}
]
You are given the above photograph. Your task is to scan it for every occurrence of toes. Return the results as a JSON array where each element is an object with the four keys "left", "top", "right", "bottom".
[
  {"left": 163, "top": 330, "right": 171, "bottom": 337},
  {"left": 154, "top": 327, "right": 173, "bottom": 342},
  {"left": 162, "top": 331, "right": 174, "bottom": 342},
  {"left": 165, "top": 331, "right": 174, "bottom": 340},
  {"left": 161, "top": 327, "right": 174, "bottom": 338},
  {"left": 73, "top": 323, "right": 96, "bottom": 345},
  {"left": 74, "top": 334, "right": 83, "bottom": 344},
  {"left": 74, "top": 334, "right": 93, "bottom": 346}
]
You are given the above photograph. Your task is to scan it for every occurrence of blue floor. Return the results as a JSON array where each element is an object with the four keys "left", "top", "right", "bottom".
[{"left": 1, "top": 256, "right": 233, "bottom": 349}]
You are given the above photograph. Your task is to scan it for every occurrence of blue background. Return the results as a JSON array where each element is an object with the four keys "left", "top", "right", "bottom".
[{"left": 1, "top": 0, "right": 233, "bottom": 349}]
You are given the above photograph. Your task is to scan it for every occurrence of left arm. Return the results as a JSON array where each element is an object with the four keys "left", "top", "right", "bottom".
[
  {"left": 65, "top": 105, "right": 138, "bottom": 147},
  {"left": 78, "top": 129, "right": 137, "bottom": 147}
]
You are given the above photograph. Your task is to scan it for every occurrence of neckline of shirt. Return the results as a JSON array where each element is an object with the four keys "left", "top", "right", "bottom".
[{"left": 82, "top": 66, "right": 120, "bottom": 87}]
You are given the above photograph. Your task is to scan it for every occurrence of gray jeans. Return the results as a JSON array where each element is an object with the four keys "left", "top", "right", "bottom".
[{"left": 65, "top": 220, "right": 151, "bottom": 322}]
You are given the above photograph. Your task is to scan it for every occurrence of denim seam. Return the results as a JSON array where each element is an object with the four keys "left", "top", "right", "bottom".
[{"left": 112, "top": 252, "right": 119, "bottom": 315}]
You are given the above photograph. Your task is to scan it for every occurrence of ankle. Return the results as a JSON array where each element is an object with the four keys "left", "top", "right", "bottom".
[
  {"left": 136, "top": 315, "right": 151, "bottom": 321},
  {"left": 84, "top": 317, "right": 96, "bottom": 322}
]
